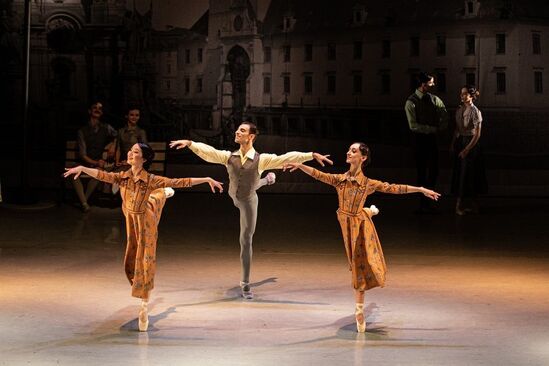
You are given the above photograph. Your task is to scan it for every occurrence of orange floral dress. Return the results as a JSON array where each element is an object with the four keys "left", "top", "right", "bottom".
[
  {"left": 96, "top": 169, "right": 191, "bottom": 299},
  {"left": 311, "top": 169, "right": 408, "bottom": 291}
]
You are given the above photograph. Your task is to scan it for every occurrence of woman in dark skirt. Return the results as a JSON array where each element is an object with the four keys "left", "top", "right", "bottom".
[{"left": 451, "top": 85, "right": 488, "bottom": 215}]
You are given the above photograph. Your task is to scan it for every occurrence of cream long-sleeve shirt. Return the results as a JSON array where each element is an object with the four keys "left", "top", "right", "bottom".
[{"left": 188, "top": 141, "right": 314, "bottom": 175}]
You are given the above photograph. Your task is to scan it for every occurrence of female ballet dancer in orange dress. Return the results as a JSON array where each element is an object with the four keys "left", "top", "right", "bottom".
[
  {"left": 284, "top": 142, "right": 440, "bottom": 332},
  {"left": 65, "top": 142, "right": 223, "bottom": 331}
]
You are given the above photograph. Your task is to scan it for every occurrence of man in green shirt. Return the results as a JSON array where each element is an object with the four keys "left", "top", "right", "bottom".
[{"left": 405, "top": 72, "right": 448, "bottom": 212}]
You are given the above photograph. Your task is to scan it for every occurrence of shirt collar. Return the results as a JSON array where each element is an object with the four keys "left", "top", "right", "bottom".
[
  {"left": 232, "top": 147, "right": 256, "bottom": 161},
  {"left": 415, "top": 89, "right": 425, "bottom": 98},
  {"left": 120, "top": 168, "right": 149, "bottom": 182},
  {"left": 340, "top": 169, "right": 367, "bottom": 185},
  {"left": 124, "top": 125, "right": 138, "bottom": 132},
  {"left": 88, "top": 120, "right": 102, "bottom": 132}
]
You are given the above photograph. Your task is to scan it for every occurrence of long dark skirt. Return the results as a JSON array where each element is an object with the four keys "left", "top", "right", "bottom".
[{"left": 451, "top": 135, "right": 488, "bottom": 198}]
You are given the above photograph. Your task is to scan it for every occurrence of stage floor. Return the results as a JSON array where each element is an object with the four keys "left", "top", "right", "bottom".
[{"left": 1, "top": 193, "right": 548, "bottom": 366}]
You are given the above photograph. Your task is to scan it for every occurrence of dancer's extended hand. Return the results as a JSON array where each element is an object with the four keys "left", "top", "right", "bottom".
[
  {"left": 64, "top": 166, "right": 84, "bottom": 180},
  {"left": 312, "top": 152, "right": 333, "bottom": 167},
  {"left": 283, "top": 162, "right": 301, "bottom": 172},
  {"left": 421, "top": 188, "right": 441, "bottom": 201},
  {"left": 169, "top": 140, "right": 191, "bottom": 150},
  {"left": 208, "top": 178, "right": 224, "bottom": 193}
]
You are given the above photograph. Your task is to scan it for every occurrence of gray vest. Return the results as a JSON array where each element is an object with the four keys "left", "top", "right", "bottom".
[
  {"left": 227, "top": 151, "right": 260, "bottom": 201},
  {"left": 80, "top": 123, "right": 113, "bottom": 160}
]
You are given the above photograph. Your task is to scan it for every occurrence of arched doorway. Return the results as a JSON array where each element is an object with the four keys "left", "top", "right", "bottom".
[
  {"left": 49, "top": 57, "right": 76, "bottom": 99},
  {"left": 226, "top": 45, "right": 250, "bottom": 122}
]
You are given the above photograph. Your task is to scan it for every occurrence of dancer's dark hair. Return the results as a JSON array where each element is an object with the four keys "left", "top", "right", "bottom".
[
  {"left": 463, "top": 85, "right": 480, "bottom": 100},
  {"left": 354, "top": 142, "right": 371, "bottom": 174},
  {"left": 241, "top": 121, "right": 258, "bottom": 136},
  {"left": 138, "top": 143, "right": 155, "bottom": 170},
  {"left": 126, "top": 104, "right": 141, "bottom": 114},
  {"left": 417, "top": 72, "right": 434, "bottom": 87}
]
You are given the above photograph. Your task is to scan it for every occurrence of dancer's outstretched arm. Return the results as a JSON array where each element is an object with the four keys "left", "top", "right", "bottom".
[
  {"left": 148, "top": 174, "right": 223, "bottom": 193},
  {"left": 368, "top": 178, "right": 440, "bottom": 201},
  {"left": 170, "top": 139, "right": 230, "bottom": 165},
  {"left": 65, "top": 166, "right": 223, "bottom": 193},
  {"left": 283, "top": 162, "right": 342, "bottom": 187},
  {"left": 64, "top": 166, "right": 111, "bottom": 181},
  {"left": 187, "top": 177, "right": 223, "bottom": 193},
  {"left": 260, "top": 151, "right": 332, "bottom": 174}
]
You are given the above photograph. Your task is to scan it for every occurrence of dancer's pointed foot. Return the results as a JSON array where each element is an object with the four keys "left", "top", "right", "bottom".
[
  {"left": 241, "top": 283, "right": 254, "bottom": 300},
  {"left": 164, "top": 187, "right": 175, "bottom": 198},
  {"left": 355, "top": 303, "right": 366, "bottom": 333},
  {"left": 138, "top": 301, "right": 149, "bottom": 332}
]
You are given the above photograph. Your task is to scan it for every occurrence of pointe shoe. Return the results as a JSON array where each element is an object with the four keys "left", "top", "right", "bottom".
[
  {"left": 355, "top": 303, "right": 366, "bottom": 333},
  {"left": 240, "top": 283, "right": 254, "bottom": 300},
  {"left": 138, "top": 302, "right": 149, "bottom": 332},
  {"left": 369, "top": 205, "right": 379, "bottom": 216},
  {"left": 164, "top": 187, "right": 175, "bottom": 198},
  {"left": 266, "top": 172, "right": 276, "bottom": 185}
]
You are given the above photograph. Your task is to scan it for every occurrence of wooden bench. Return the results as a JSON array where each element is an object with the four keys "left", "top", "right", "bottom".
[{"left": 64, "top": 141, "right": 168, "bottom": 176}]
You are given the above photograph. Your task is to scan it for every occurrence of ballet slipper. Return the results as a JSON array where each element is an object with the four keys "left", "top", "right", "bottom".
[
  {"left": 138, "top": 300, "right": 149, "bottom": 332},
  {"left": 355, "top": 303, "right": 366, "bottom": 333}
]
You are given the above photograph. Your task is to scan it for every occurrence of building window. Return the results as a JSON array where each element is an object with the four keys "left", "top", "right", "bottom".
[
  {"left": 353, "top": 41, "right": 362, "bottom": 60},
  {"left": 185, "top": 49, "right": 191, "bottom": 64},
  {"left": 532, "top": 33, "right": 541, "bottom": 54},
  {"left": 283, "top": 45, "right": 291, "bottom": 62},
  {"left": 327, "top": 73, "right": 336, "bottom": 95},
  {"left": 467, "top": 1, "right": 474, "bottom": 14},
  {"left": 304, "top": 44, "right": 313, "bottom": 62},
  {"left": 436, "top": 72, "right": 446, "bottom": 93},
  {"left": 436, "top": 34, "right": 446, "bottom": 56},
  {"left": 534, "top": 71, "right": 543, "bottom": 93},
  {"left": 304, "top": 74, "right": 313, "bottom": 94},
  {"left": 381, "top": 73, "right": 391, "bottom": 94},
  {"left": 184, "top": 78, "right": 190, "bottom": 94},
  {"left": 263, "top": 76, "right": 271, "bottom": 94},
  {"left": 353, "top": 74, "right": 362, "bottom": 94},
  {"left": 234, "top": 15, "right": 243, "bottom": 31},
  {"left": 197, "top": 48, "right": 203, "bottom": 63},
  {"left": 409, "top": 72, "right": 419, "bottom": 92},
  {"left": 496, "top": 33, "right": 506, "bottom": 54},
  {"left": 283, "top": 75, "right": 290, "bottom": 94},
  {"left": 327, "top": 43, "right": 336, "bottom": 60},
  {"left": 264, "top": 47, "right": 271, "bottom": 63},
  {"left": 466, "top": 34, "right": 476, "bottom": 55},
  {"left": 382, "top": 40, "right": 391, "bottom": 58},
  {"left": 410, "top": 37, "right": 419, "bottom": 57},
  {"left": 167, "top": 63, "right": 171, "bottom": 74},
  {"left": 283, "top": 16, "right": 295, "bottom": 32},
  {"left": 496, "top": 72, "right": 506, "bottom": 94},
  {"left": 354, "top": 10, "right": 362, "bottom": 24},
  {"left": 166, "top": 80, "right": 171, "bottom": 90},
  {"left": 196, "top": 77, "right": 203, "bottom": 93},
  {"left": 466, "top": 72, "right": 476, "bottom": 86}
]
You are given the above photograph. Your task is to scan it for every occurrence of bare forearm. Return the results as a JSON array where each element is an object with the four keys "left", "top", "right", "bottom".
[
  {"left": 81, "top": 166, "right": 100, "bottom": 178},
  {"left": 464, "top": 130, "right": 481, "bottom": 151},
  {"left": 298, "top": 164, "right": 315, "bottom": 177},
  {"left": 189, "top": 177, "right": 213, "bottom": 187},
  {"left": 405, "top": 185, "right": 425, "bottom": 194}
]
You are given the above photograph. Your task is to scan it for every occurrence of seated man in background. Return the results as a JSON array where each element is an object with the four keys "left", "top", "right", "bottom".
[{"left": 72, "top": 101, "right": 117, "bottom": 212}]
